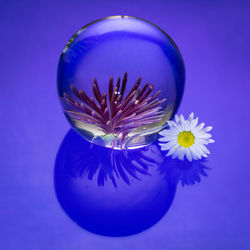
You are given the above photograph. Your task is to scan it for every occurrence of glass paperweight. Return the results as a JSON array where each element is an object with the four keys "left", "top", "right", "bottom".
[{"left": 57, "top": 15, "right": 185, "bottom": 149}]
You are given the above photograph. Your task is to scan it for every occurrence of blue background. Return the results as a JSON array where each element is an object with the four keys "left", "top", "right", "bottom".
[{"left": 1, "top": 0, "right": 250, "bottom": 249}]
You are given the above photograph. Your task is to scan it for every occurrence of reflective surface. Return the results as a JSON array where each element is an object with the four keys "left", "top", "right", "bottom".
[
  {"left": 54, "top": 130, "right": 176, "bottom": 236},
  {"left": 2, "top": 1, "right": 250, "bottom": 249},
  {"left": 54, "top": 130, "right": 210, "bottom": 236},
  {"left": 57, "top": 16, "right": 185, "bottom": 149}
]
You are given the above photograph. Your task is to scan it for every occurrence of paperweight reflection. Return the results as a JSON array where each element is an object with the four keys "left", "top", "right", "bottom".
[{"left": 54, "top": 130, "right": 210, "bottom": 236}]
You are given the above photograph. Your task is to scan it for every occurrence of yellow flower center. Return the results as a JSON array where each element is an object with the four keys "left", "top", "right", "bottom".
[{"left": 178, "top": 131, "right": 195, "bottom": 147}]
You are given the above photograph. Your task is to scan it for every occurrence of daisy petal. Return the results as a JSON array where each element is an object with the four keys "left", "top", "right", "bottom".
[
  {"left": 190, "top": 145, "right": 201, "bottom": 159},
  {"left": 188, "top": 112, "right": 194, "bottom": 120},
  {"left": 190, "top": 117, "right": 198, "bottom": 130},
  {"left": 175, "top": 114, "right": 180, "bottom": 123},
  {"left": 171, "top": 148, "right": 180, "bottom": 159},
  {"left": 164, "top": 140, "right": 179, "bottom": 149},
  {"left": 196, "top": 132, "right": 212, "bottom": 139},
  {"left": 159, "top": 129, "right": 178, "bottom": 137},
  {"left": 177, "top": 147, "right": 185, "bottom": 160},
  {"left": 180, "top": 114, "right": 185, "bottom": 124},
  {"left": 203, "top": 126, "right": 213, "bottom": 132},
  {"left": 197, "top": 122, "right": 205, "bottom": 130},
  {"left": 199, "top": 143, "right": 210, "bottom": 154},
  {"left": 186, "top": 148, "right": 193, "bottom": 161},
  {"left": 208, "top": 139, "right": 215, "bottom": 143},
  {"left": 166, "top": 145, "right": 177, "bottom": 156}
]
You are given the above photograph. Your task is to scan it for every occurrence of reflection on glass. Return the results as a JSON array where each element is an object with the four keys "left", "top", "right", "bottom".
[{"left": 54, "top": 129, "right": 210, "bottom": 236}]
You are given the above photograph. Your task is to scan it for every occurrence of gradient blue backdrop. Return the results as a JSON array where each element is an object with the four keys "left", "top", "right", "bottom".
[{"left": 1, "top": 0, "right": 250, "bottom": 249}]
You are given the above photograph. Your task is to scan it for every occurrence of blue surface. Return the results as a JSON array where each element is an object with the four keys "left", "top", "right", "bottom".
[
  {"left": 55, "top": 129, "right": 176, "bottom": 236},
  {"left": 1, "top": 0, "right": 250, "bottom": 249}
]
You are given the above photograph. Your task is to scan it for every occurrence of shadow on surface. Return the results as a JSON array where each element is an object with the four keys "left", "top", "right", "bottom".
[
  {"left": 54, "top": 129, "right": 210, "bottom": 236},
  {"left": 158, "top": 157, "right": 210, "bottom": 186}
]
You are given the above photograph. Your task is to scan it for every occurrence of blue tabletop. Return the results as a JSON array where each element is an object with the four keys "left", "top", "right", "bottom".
[{"left": 1, "top": 0, "right": 250, "bottom": 249}]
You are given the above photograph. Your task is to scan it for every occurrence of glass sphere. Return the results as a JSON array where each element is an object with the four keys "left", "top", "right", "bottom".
[{"left": 57, "top": 15, "right": 185, "bottom": 149}]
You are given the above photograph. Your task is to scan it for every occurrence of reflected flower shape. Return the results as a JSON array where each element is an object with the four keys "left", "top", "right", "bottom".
[
  {"left": 158, "top": 158, "right": 210, "bottom": 186},
  {"left": 60, "top": 129, "right": 163, "bottom": 187},
  {"left": 54, "top": 129, "right": 176, "bottom": 236}
]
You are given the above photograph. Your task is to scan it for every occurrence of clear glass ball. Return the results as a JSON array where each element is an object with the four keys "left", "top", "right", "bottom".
[{"left": 57, "top": 15, "right": 185, "bottom": 149}]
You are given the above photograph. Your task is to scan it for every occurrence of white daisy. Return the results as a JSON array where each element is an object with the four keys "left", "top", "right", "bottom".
[{"left": 158, "top": 113, "right": 215, "bottom": 161}]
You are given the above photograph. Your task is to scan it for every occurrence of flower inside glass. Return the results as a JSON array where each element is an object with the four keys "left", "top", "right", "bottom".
[{"left": 57, "top": 15, "right": 185, "bottom": 149}]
